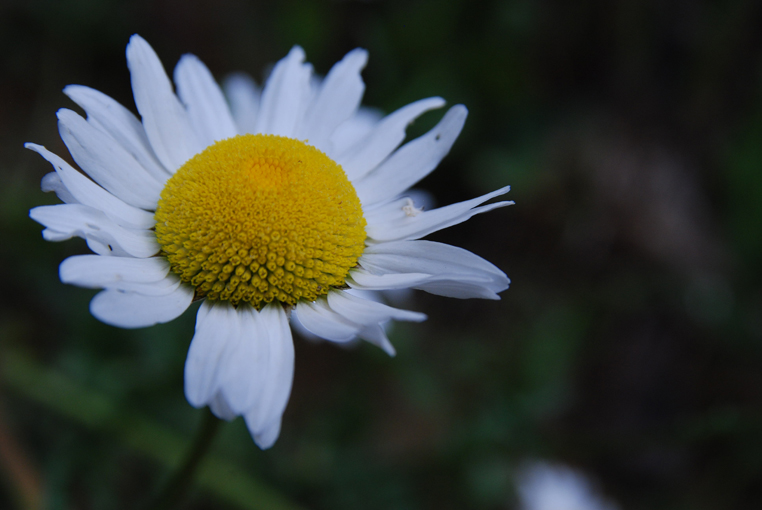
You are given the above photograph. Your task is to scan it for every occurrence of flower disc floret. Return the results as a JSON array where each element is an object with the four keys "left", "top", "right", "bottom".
[{"left": 155, "top": 134, "right": 367, "bottom": 309}]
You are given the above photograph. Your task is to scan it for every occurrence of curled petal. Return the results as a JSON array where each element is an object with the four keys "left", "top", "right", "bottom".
[
  {"left": 26, "top": 143, "right": 156, "bottom": 229},
  {"left": 30, "top": 204, "right": 159, "bottom": 258},
  {"left": 89, "top": 278, "right": 193, "bottom": 328},
  {"left": 59, "top": 255, "right": 177, "bottom": 296}
]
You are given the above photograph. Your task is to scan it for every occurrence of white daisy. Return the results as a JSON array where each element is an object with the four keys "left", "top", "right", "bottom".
[{"left": 28, "top": 35, "right": 512, "bottom": 449}]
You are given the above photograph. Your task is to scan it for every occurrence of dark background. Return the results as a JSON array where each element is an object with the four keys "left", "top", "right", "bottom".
[{"left": 1, "top": 0, "right": 762, "bottom": 509}]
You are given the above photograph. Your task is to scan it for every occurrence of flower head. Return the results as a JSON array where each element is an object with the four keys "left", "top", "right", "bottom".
[{"left": 28, "top": 35, "right": 512, "bottom": 448}]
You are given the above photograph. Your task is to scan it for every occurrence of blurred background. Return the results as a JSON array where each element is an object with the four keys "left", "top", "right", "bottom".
[{"left": 1, "top": 0, "right": 762, "bottom": 508}]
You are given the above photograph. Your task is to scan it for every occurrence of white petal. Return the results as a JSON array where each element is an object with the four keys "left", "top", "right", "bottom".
[
  {"left": 59, "top": 254, "right": 179, "bottom": 295},
  {"left": 342, "top": 287, "right": 385, "bottom": 302},
  {"left": 365, "top": 186, "right": 513, "bottom": 242},
  {"left": 41, "top": 172, "right": 77, "bottom": 204},
  {"left": 296, "top": 290, "right": 425, "bottom": 352},
  {"left": 326, "top": 290, "right": 426, "bottom": 324},
  {"left": 184, "top": 301, "right": 235, "bottom": 408},
  {"left": 174, "top": 54, "right": 238, "bottom": 147},
  {"left": 363, "top": 195, "right": 424, "bottom": 226},
  {"left": 86, "top": 238, "right": 114, "bottom": 255},
  {"left": 254, "top": 46, "right": 312, "bottom": 137},
  {"left": 296, "top": 291, "right": 395, "bottom": 352},
  {"left": 208, "top": 391, "right": 237, "bottom": 421},
  {"left": 184, "top": 301, "right": 295, "bottom": 450},
  {"left": 250, "top": 419, "right": 282, "bottom": 450},
  {"left": 288, "top": 307, "right": 320, "bottom": 341},
  {"left": 354, "top": 105, "right": 468, "bottom": 206},
  {"left": 216, "top": 305, "right": 269, "bottom": 414},
  {"left": 243, "top": 303, "right": 294, "bottom": 449},
  {"left": 297, "top": 48, "right": 367, "bottom": 152},
  {"left": 126, "top": 34, "right": 202, "bottom": 170},
  {"left": 57, "top": 109, "right": 163, "bottom": 210},
  {"left": 412, "top": 280, "right": 504, "bottom": 300},
  {"left": 294, "top": 299, "right": 358, "bottom": 342},
  {"left": 26, "top": 143, "right": 156, "bottom": 229},
  {"left": 40, "top": 230, "right": 73, "bottom": 242},
  {"left": 346, "top": 268, "right": 433, "bottom": 290},
  {"left": 223, "top": 73, "right": 260, "bottom": 135},
  {"left": 357, "top": 324, "right": 396, "bottom": 357},
  {"left": 60, "top": 254, "right": 169, "bottom": 288},
  {"left": 330, "top": 107, "right": 382, "bottom": 156},
  {"left": 30, "top": 204, "right": 159, "bottom": 258},
  {"left": 63, "top": 85, "right": 170, "bottom": 181},
  {"left": 361, "top": 240, "right": 509, "bottom": 299},
  {"left": 89, "top": 278, "right": 193, "bottom": 328},
  {"left": 87, "top": 278, "right": 180, "bottom": 296},
  {"left": 336, "top": 97, "right": 446, "bottom": 181}
]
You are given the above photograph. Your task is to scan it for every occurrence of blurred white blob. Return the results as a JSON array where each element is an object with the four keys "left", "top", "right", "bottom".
[{"left": 515, "top": 461, "right": 620, "bottom": 510}]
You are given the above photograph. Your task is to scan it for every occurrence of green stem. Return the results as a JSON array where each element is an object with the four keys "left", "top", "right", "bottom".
[{"left": 146, "top": 409, "right": 221, "bottom": 510}]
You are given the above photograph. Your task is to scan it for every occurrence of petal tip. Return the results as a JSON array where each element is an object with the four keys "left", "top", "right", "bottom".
[
  {"left": 382, "top": 343, "right": 397, "bottom": 357},
  {"left": 62, "top": 84, "right": 84, "bottom": 98},
  {"left": 177, "top": 53, "right": 201, "bottom": 67},
  {"left": 347, "top": 47, "right": 369, "bottom": 67},
  {"left": 251, "top": 419, "right": 282, "bottom": 450},
  {"left": 28, "top": 206, "right": 43, "bottom": 220},
  {"left": 287, "top": 45, "right": 307, "bottom": 61},
  {"left": 127, "top": 33, "right": 149, "bottom": 49}
]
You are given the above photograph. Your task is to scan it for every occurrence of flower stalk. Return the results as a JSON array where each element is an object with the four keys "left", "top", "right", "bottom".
[{"left": 146, "top": 409, "right": 221, "bottom": 510}]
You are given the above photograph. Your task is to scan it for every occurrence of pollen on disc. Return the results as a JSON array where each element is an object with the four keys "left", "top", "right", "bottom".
[{"left": 154, "top": 134, "right": 367, "bottom": 309}]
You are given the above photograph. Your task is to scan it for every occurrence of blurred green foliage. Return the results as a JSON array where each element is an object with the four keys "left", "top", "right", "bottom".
[{"left": 1, "top": 0, "right": 762, "bottom": 509}]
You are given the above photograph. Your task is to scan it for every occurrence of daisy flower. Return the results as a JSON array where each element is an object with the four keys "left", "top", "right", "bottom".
[{"left": 28, "top": 35, "right": 512, "bottom": 449}]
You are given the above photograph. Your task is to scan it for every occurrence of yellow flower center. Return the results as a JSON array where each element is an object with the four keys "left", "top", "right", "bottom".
[{"left": 155, "top": 134, "right": 366, "bottom": 309}]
